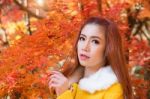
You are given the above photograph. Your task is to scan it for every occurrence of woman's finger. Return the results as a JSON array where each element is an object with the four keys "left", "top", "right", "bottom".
[
  {"left": 49, "top": 74, "right": 60, "bottom": 80},
  {"left": 49, "top": 74, "right": 63, "bottom": 83},
  {"left": 49, "top": 77, "right": 59, "bottom": 85},
  {"left": 49, "top": 73, "right": 65, "bottom": 82},
  {"left": 50, "top": 71, "right": 64, "bottom": 76},
  {"left": 49, "top": 83, "right": 59, "bottom": 89}
]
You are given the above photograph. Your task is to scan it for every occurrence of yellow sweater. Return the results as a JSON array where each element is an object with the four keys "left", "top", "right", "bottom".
[
  {"left": 57, "top": 66, "right": 124, "bottom": 99},
  {"left": 57, "top": 82, "right": 123, "bottom": 99}
]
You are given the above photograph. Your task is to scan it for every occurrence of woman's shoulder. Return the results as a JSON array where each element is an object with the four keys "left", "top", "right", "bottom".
[
  {"left": 103, "top": 82, "right": 124, "bottom": 99},
  {"left": 107, "top": 82, "right": 123, "bottom": 92},
  {"left": 72, "top": 82, "right": 123, "bottom": 92}
]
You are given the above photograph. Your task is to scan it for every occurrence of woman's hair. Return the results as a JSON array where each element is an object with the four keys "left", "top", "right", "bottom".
[{"left": 63, "top": 17, "right": 133, "bottom": 99}]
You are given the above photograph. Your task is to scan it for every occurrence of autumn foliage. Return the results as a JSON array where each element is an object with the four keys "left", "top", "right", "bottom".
[{"left": 0, "top": 0, "right": 149, "bottom": 98}]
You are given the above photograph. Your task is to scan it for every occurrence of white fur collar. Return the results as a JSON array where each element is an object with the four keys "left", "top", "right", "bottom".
[{"left": 79, "top": 66, "right": 118, "bottom": 94}]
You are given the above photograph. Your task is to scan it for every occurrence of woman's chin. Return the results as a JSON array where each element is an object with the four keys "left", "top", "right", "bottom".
[{"left": 80, "top": 61, "right": 90, "bottom": 67}]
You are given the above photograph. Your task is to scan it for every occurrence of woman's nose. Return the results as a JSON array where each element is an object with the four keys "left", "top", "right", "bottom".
[{"left": 82, "top": 41, "right": 90, "bottom": 52}]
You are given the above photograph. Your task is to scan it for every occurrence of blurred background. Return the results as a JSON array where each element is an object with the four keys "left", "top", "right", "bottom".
[{"left": 0, "top": 0, "right": 149, "bottom": 99}]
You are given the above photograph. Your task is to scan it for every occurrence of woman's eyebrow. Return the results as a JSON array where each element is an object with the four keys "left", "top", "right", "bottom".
[
  {"left": 80, "top": 34, "right": 101, "bottom": 40},
  {"left": 91, "top": 36, "right": 101, "bottom": 40},
  {"left": 80, "top": 34, "right": 86, "bottom": 37}
]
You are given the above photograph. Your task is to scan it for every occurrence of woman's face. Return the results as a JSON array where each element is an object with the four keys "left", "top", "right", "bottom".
[{"left": 77, "top": 23, "right": 106, "bottom": 69}]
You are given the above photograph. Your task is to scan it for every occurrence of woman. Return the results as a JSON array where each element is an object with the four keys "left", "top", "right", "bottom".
[{"left": 49, "top": 17, "right": 133, "bottom": 99}]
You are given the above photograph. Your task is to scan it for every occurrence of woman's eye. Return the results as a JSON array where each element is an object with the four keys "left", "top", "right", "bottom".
[
  {"left": 92, "top": 40, "right": 99, "bottom": 44},
  {"left": 79, "top": 37, "right": 85, "bottom": 41}
]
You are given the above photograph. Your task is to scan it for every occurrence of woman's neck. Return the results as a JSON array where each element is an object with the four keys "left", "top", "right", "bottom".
[
  {"left": 84, "top": 66, "right": 101, "bottom": 78},
  {"left": 83, "top": 62, "right": 106, "bottom": 78}
]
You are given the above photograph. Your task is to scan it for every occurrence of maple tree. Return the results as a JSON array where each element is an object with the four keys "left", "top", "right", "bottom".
[
  {"left": 0, "top": 16, "right": 80, "bottom": 99},
  {"left": 0, "top": 0, "right": 149, "bottom": 98}
]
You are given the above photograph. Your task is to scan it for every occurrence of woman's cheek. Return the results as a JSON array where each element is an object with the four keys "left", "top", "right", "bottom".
[{"left": 92, "top": 46, "right": 103, "bottom": 59}]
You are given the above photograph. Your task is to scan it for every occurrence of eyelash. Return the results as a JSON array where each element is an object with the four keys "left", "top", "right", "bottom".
[
  {"left": 92, "top": 40, "right": 99, "bottom": 44},
  {"left": 79, "top": 36, "right": 99, "bottom": 44},
  {"left": 79, "top": 37, "right": 85, "bottom": 41}
]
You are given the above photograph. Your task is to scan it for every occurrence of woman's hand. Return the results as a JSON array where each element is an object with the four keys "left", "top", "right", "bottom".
[{"left": 48, "top": 71, "right": 70, "bottom": 96}]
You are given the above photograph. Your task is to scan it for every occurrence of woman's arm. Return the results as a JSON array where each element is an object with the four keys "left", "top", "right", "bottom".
[{"left": 48, "top": 66, "right": 84, "bottom": 97}]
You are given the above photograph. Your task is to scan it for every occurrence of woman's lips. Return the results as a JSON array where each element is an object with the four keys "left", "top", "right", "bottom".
[{"left": 80, "top": 54, "right": 90, "bottom": 61}]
